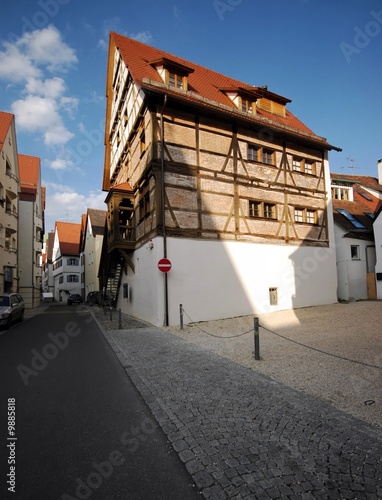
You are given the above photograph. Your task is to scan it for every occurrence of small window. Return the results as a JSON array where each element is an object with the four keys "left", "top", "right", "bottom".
[
  {"left": 67, "top": 275, "right": 79, "bottom": 283},
  {"left": 262, "top": 149, "right": 274, "bottom": 165},
  {"left": 294, "top": 208, "right": 317, "bottom": 224},
  {"left": 241, "top": 98, "right": 253, "bottom": 113},
  {"left": 168, "top": 71, "right": 184, "bottom": 89},
  {"left": 247, "top": 144, "right": 258, "bottom": 162},
  {"left": 292, "top": 158, "right": 302, "bottom": 171},
  {"left": 351, "top": 245, "right": 360, "bottom": 260},
  {"left": 249, "top": 200, "right": 277, "bottom": 220},
  {"left": 269, "top": 287, "right": 278, "bottom": 306}
]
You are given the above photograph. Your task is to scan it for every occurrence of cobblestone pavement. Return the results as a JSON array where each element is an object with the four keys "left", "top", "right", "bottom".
[{"left": 92, "top": 313, "right": 382, "bottom": 499}]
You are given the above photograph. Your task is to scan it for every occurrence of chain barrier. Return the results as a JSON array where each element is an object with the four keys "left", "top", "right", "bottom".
[{"left": 180, "top": 306, "right": 382, "bottom": 370}]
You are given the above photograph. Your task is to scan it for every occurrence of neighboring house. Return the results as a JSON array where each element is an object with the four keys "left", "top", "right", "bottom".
[
  {"left": 331, "top": 168, "right": 382, "bottom": 301},
  {"left": 81, "top": 208, "right": 106, "bottom": 300},
  {"left": 373, "top": 159, "right": 382, "bottom": 299},
  {"left": 0, "top": 112, "right": 19, "bottom": 293},
  {"left": 42, "top": 231, "right": 55, "bottom": 295},
  {"left": 52, "top": 221, "right": 82, "bottom": 302},
  {"left": 18, "top": 154, "right": 44, "bottom": 308},
  {"left": 100, "top": 33, "right": 341, "bottom": 326}
]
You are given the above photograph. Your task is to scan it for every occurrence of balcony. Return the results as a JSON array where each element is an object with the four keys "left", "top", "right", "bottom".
[{"left": 105, "top": 182, "right": 135, "bottom": 253}]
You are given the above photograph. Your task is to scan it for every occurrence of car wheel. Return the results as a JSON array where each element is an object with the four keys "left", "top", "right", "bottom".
[
  {"left": 7, "top": 315, "right": 11, "bottom": 329},
  {"left": 19, "top": 311, "right": 24, "bottom": 323}
]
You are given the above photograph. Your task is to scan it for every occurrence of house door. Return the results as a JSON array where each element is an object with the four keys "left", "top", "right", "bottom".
[{"left": 366, "top": 246, "right": 376, "bottom": 299}]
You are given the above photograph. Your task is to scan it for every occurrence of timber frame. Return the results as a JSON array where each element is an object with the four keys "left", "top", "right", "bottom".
[{"left": 100, "top": 32, "right": 341, "bottom": 302}]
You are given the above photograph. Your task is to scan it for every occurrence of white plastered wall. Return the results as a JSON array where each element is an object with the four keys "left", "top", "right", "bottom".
[
  {"left": 374, "top": 213, "right": 382, "bottom": 299},
  {"left": 117, "top": 236, "right": 338, "bottom": 327}
]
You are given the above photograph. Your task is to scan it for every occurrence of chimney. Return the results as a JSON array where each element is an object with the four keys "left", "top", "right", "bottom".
[{"left": 379, "top": 159, "right": 382, "bottom": 185}]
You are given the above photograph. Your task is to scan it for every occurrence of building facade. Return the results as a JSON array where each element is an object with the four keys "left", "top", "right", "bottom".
[
  {"left": 0, "top": 112, "right": 19, "bottom": 293},
  {"left": 331, "top": 170, "right": 382, "bottom": 301},
  {"left": 18, "top": 154, "right": 44, "bottom": 308},
  {"left": 52, "top": 222, "right": 82, "bottom": 302},
  {"left": 100, "top": 33, "right": 341, "bottom": 326},
  {"left": 81, "top": 208, "right": 106, "bottom": 299}
]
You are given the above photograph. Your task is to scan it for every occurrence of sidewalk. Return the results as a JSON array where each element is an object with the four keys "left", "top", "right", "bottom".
[{"left": 92, "top": 307, "right": 382, "bottom": 499}]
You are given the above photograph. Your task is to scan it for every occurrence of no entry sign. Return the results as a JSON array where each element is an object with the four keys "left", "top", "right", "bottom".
[{"left": 158, "top": 258, "right": 172, "bottom": 273}]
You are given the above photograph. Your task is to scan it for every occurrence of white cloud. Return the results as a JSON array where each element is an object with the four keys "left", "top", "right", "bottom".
[
  {"left": 43, "top": 182, "right": 106, "bottom": 230},
  {"left": 0, "top": 42, "right": 41, "bottom": 82},
  {"left": 129, "top": 31, "right": 153, "bottom": 45},
  {"left": 18, "top": 25, "right": 77, "bottom": 72},
  {"left": 11, "top": 94, "right": 74, "bottom": 146},
  {"left": 1, "top": 26, "right": 78, "bottom": 150}
]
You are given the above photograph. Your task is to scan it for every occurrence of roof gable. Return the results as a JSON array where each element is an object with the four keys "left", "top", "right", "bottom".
[
  {"left": 109, "top": 33, "right": 338, "bottom": 149},
  {"left": 18, "top": 154, "right": 40, "bottom": 201},
  {"left": 55, "top": 221, "right": 81, "bottom": 256},
  {"left": 87, "top": 208, "right": 106, "bottom": 236},
  {"left": 0, "top": 112, "right": 14, "bottom": 152}
]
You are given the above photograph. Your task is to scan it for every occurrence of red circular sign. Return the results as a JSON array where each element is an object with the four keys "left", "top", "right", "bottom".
[{"left": 158, "top": 258, "right": 172, "bottom": 273}]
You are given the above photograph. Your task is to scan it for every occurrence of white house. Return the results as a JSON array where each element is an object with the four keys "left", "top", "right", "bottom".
[
  {"left": 331, "top": 170, "right": 382, "bottom": 301},
  {"left": 99, "top": 33, "right": 342, "bottom": 326},
  {"left": 81, "top": 208, "right": 106, "bottom": 299},
  {"left": 52, "top": 221, "right": 82, "bottom": 302}
]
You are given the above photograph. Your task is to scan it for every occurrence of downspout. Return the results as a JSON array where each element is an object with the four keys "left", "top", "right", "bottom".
[{"left": 160, "top": 94, "right": 169, "bottom": 326}]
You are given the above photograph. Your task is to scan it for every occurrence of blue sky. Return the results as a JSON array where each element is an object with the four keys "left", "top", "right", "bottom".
[{"left": 1, "top": 0, "right": 381, "bottom": 232}]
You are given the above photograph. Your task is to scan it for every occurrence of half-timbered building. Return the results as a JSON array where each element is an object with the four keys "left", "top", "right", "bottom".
[{"left": 100, "top": 33, "right": 341, "bottom": 326}]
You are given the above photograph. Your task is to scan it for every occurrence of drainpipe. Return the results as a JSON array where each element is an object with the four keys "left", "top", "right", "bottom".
[{"left": 160, "top": 94, "right": 169, "bottom": 326}]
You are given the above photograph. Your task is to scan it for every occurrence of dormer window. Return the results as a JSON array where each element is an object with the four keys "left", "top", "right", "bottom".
[
  {"left": 241, "top": 98, "right": 254, "bottom": 114},
  {"left": 150, "top": 57, "right": 194, "bottom": 92},
  {"left": 168, "top": 71, "right": 185, "bottom": 89}
]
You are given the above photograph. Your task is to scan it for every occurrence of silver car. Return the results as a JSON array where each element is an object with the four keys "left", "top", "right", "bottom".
[{"left": 0, "top": 293, "right": 25, "bottom": 328}]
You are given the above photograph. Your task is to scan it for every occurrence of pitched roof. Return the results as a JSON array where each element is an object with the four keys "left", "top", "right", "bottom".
[
  {"left": 55, "top": 221, "right": 81, "bottom": 256},
  {"left": 109, "top": 33, "right": 340, "bottom": 151},
  {"left": 88, "top": 208, "right": 106, "bottom": 236},
  {"left": 18, "top": 154, "right": 40, "bottom": 201},
  {"left": 0, "top": 111, "right": 14, "bottom": 152},
  {"left": 331, "top": 172, "right": 382, "bottom": 194}
]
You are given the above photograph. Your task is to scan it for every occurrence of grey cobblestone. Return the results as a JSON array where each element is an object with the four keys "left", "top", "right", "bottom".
[{"left": 94, "top": 312, "right": 382, "bottom": 499}]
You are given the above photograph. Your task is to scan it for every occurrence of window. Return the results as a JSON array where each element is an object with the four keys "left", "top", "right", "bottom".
[
  {"left": 168, "top": 71, "right": 184, "bottom": 89},
  {"left": 351, "top": 245, "right": 360, "bottom": 260},
  {"left": 249, "top": 200, "right": 277, "bottom": 219},
  {"left": 292, "top": 158, "right": 302, "bottom": 171},
  {"left": 292, "top": 157, "right": 317, "bottom": 175},
  {"left": 294, "top": 208, "right": 317, "bottom": 224},
  {"left": 336, "top": 209, "right": 366, "bottom": 229},
  {"left": 269, "top": 287, "right": 278, "bottom": 306},
  {"left": 332, "top": 187, "right": 350, "bottom": 201},
  {"left": 59, "top": 276, "right": 64, "bottom": 284},
  {"left": 241, "top": 98, "right": 253, "bottom": 113},
  {"left": 247, "top": 144, "right": 258, "bottom": 162},
  {"left": 262, "top": 149, "right": 274, "bottom": 165},
  {"left": 139, "top": 191, "right": 150, "bottom": 221},
  {"left": 67, "top": 258, "right": 79, "bottom": 266},
  {"left": 67, "top": 275, "right": 79, "bottom": 283}
]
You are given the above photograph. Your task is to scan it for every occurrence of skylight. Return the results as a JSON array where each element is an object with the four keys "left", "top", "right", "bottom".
[
  {"left": 359, "top": 192, "right": 372, "bottom": 201},
  {"left": 336, "top": 208, "right": 366, "bottom": 229}
]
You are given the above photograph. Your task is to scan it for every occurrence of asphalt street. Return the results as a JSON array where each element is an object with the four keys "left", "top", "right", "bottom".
[{"left": 0, "top": 305, "right": 200, "bottom": 499}]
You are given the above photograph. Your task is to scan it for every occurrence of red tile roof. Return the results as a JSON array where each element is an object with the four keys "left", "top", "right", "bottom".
[
  {"left": 55, "top": 221, "right": 81, "bottom": 256},
  {"left": 331, "top": 172, "right": 382, "bottom": 193},
  {"left": 0, "top": 112, "right": 14, "bottom": 152},
  {"left": 110, "top": 33, "right": 340, "bottom": 151},
  {"left": 18, "top": 154, "right": 40, "bottom": 201}
]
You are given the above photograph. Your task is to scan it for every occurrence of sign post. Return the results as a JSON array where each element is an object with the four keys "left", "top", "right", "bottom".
[{"left": 158, "top": 258, "right": 172, "bottom": 273}]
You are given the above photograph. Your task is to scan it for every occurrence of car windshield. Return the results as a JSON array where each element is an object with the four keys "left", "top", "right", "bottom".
[{"left": 0, "top": 296, "right": 10, "bottom": 306}]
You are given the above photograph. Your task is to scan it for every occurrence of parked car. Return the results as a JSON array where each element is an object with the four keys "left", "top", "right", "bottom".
[
  {"left": 86, "top": 291, "right": 100, "bottom": 306},
  {"left": 67, "top": 294, "right": 83, "bottom": 305},
  {"left": 0, "top": 293, "right": 25, "bottom": 328}
]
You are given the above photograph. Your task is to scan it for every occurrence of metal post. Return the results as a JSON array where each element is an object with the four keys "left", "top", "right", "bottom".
[
  {"left": 254, "top": 317, "right": 260, "bottom": 360},
  {"left": 109, "top": 307, "right": 112, "bottom": 321},
  {"left": 180, "top": 304, "right": 183, "bottom": 330},
  {"left": 119, "top": 308, "right": 122, "bottom": 329}
]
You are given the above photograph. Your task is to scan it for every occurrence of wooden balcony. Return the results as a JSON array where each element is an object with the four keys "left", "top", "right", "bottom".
[{"left": 105, "top": 182, "right": 135, "bottom": 253}]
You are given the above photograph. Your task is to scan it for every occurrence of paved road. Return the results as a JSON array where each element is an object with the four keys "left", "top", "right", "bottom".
[
  {"left": 0, "top": 305, "right": 199, "bottom": 499},
  {"left": 101, "top": 323, "right": 382, "bottom": 500}
]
